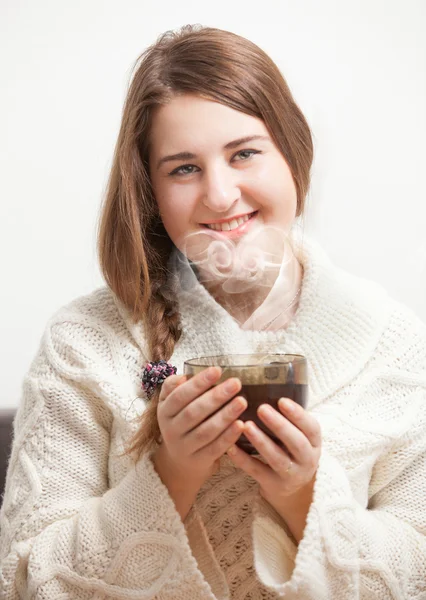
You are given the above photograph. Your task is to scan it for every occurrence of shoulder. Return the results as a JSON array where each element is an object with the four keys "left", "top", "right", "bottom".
[
  {"left": 298, "top": 233, "right": 394, "bottom": 332},
  {"left": 377, "top": 297, "right": 426, "bottom": 379},
  {"left": 293, "top": 232, "right": 426, "bottom": 403},
  {"left": 342, "top": 267, "right": 426, "bottom": 380},
  {"left": 44, "top": 286, "right": 124, "bottom": 367},
  {"left": 339, "top": 267, "right": 426, "bottom": 376},
  {"left": 30, "top": 286, "right": 147, "bottom": 391},
  {"left": 48, "top": 285, "right": 121, "bottom": 328},
  {"left": 313, "top": 235, "right": 426, "bottom": 345},
  {"left": 46, "top": 285, "right": 146, "bottom": 350}
]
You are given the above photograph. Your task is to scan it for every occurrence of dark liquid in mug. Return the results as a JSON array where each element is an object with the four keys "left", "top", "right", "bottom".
[{"left": 235, "top": 382, "right": 308, "bottom": 455}]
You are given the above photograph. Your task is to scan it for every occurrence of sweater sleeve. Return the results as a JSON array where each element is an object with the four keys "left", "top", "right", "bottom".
[
  {"left": 0, "top": 316, "right": 216, "bottom": 600},
  {"left": 251, "top": 388, "right": 426, "bottom": 599}
]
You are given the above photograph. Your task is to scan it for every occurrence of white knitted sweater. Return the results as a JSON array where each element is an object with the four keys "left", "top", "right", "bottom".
[{"left": 1, "top": 231, "right": 426, "bottom": 599}]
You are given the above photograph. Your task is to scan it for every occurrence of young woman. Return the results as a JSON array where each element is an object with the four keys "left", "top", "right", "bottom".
[{"left": 1, "top": 24, "right": 425, "bottom": 600}]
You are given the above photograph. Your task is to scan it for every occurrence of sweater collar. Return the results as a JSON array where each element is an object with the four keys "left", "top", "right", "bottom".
[{"left": 175, "top": 226, "right": 393, "bottom": 409}]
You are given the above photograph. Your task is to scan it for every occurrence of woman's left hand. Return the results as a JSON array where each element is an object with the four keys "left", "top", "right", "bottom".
[{"left": 226, "top": 397, "right": 322, "bottom": 508}]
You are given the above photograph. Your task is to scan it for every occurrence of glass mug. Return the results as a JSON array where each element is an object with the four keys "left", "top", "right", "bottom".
[{"left": 183, "top": 353, "right": 308, "bottom": 455}]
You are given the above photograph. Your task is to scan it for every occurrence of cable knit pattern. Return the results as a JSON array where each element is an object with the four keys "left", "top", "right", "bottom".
[{"left": 1, "top": 229, "right": 425, "bottom": 599}]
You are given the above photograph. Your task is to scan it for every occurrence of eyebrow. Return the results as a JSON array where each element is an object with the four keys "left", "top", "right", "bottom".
[{"left": 156, "top": 135, "right": 271, "bottom": 170}]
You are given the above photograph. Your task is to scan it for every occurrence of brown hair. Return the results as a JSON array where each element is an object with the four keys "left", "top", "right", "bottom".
[{"left": 97, "top": 24, "right": 314, "bottom": 461}]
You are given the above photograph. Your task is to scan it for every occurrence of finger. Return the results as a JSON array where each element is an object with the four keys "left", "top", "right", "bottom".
[
  {"left": 175, "top": 377, "right": 242, "bottom": 434},
  {"left": 186, "top": 395, "right": 247, "bottom": 451},
  {"left": 277, "top": 398, "right": 322, "bottom": 448},
  {"left": 244, "top": 421, "right": 293, "bottom": 477},
  {"left": 226, "top": 443, "right": 271, "bottom": 483},
  {"left": 161, "top": 366, "right": 222, "bottom": 418},
  {"left": 195, "top": 418, "right": 245, "bottom": 461},
  {"left": 158, "top": 373, "right": 187, "bottom": 402},
  {"left": 257, "top": 404, "right": 311, "bottom": 463}
]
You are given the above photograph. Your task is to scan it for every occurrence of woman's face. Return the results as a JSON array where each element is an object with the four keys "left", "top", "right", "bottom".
[{"left": 148, "top": 93, "right": 298, "bottom": 260}]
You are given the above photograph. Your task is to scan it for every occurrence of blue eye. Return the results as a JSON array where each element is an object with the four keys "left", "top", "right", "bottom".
[
  {"left": 168, "top": 149, "right": 261, "bottom": 177},
  {"left": 234, "top": 150, "right": 259, "bottom": 161},
  {"left": 169, "top": 164, "right": 197, "bottom": 176}
]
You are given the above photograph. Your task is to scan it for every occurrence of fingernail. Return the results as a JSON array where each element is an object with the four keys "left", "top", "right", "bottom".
[
  {"left": 245, "top": 421, "right": 257, "bottom": 434},
  {"left": 279, "top": 397, "right": 293, "bottom": 411},
  {"left": 206, "top": 367, "right": 219, "bottom": 381},
  {"left": 225, "top": 378, "right": 239, "bottom": 392},
  {"left": 227, "top": 445, "right": 237, "bottom": 456}
]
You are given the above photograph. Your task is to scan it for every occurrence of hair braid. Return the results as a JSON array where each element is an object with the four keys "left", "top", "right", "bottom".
[{"left": 125, "top": 271, "right": 182, "bottom": 460}]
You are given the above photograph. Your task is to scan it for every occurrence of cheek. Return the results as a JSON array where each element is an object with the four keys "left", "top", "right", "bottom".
[
  {"left": 245, "top": 160, "right": 297, "bottom": 217},
  {"left": 275, "top": 176, "right": 298, "bottom": 216},
  {"left": 155, "top": 188, "right": 197, "bottom": 246},
  {"left": 160, "top": 200, "right": 185, "bottom": 235}
]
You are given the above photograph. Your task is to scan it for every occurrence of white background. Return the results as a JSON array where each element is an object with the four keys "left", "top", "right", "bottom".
[{"left": 1, "top": 0, "right": 425, "bottom": 408}]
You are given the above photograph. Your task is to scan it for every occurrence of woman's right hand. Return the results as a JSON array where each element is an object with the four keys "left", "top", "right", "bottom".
[{"left": 153, "top": 366, "right": 246, "bottom": 489}]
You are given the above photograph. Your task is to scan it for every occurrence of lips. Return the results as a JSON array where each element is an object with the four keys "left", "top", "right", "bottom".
[
  {"left": 202, "top": 211, "right": 257, "bottom": 230},
  {"left": 201, "top": 211, "right": 258, "bottom": 239},
  {"left": 202, "top": 211, "right": 255, "bottom": 226}
]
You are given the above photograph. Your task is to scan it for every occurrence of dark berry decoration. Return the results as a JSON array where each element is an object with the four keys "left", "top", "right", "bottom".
[{"left": 142, "top": 360, "right": 177, "bottom": 399}]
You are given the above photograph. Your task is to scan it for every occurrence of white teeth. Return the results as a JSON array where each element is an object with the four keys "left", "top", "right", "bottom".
[{"left": 205, "top": 212, "right": 254, "bottom": 232}]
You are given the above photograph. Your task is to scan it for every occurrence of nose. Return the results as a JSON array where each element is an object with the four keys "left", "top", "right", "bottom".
[{"left": 201, "top": 164, "right": 240, "bottom": 213}]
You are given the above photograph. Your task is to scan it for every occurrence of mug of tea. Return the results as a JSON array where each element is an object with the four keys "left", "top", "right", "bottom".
[{"left": 183, "top": 353, "right": 308, "bottom": 455}]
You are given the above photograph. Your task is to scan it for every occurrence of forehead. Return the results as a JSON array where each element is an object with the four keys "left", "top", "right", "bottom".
[{"left": 149, "top": 94, "right": 268, "bottom": 153}]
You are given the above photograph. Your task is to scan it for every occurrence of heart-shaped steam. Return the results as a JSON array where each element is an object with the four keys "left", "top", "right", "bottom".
[{"left": 169, "top": 222, "right": 303, "bottom": 331}]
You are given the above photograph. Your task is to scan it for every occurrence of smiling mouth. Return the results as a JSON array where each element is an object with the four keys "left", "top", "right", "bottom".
[{"left": 201, "top": 211, "right": 258, "bottom": 232}]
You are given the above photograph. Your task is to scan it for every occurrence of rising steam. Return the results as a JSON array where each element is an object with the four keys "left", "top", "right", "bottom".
[{"left": 167, "top": 220, "right": 303, "bottom": 332}]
